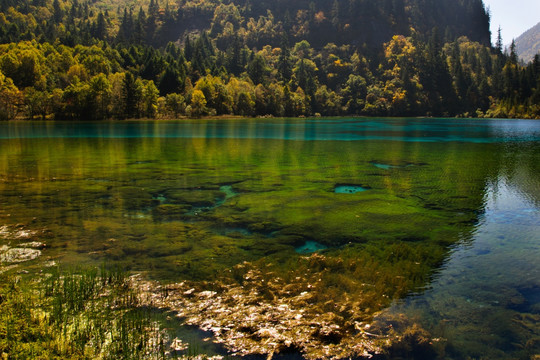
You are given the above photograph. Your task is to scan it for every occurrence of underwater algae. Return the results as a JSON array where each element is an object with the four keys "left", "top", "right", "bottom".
[
  {"left": 1, "top": 119, "right": 540, "bottom": 359},
  {"left": 0, "top": 136, "right": 489, "bottom": 358}
]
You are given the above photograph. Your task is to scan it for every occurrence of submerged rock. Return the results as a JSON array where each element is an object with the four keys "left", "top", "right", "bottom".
[
  {"left": 18, "top": 241, "right": 46, "bottom": 249},
  {"left": 0, "top": 225, "right": 10, "bottom": 238},
  {"left": 0, "top": 225, "right": 39, "bottom": 241},
  {"left": 164, "top": 189, "right": 223, "bottom": 207},
  {"left": 369, "top": 161, "right": 427, "bottom": 170},
  {"left": 116, "top": 186, "right": 156, "bottom": 210},
  {"left": 0, "top": 247, "right": 41, "bottom": 263},
  {"left": 0, "top": 225, "right": 46, "bottom": 264},
  {"left": 152, "top": 204, "right": 192, "bottom": 221}
]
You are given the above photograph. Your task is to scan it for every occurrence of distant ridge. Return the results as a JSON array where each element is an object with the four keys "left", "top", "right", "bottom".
[{"left": 515, "top": 22, "right": 540, "bottom": 63}]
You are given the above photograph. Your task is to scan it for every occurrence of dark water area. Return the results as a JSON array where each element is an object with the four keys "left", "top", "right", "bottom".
[{"left": 1, "top": 118, "right": 539, "bottom": 359}]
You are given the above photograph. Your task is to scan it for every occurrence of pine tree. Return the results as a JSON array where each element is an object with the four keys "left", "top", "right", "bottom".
[
  {"left": 331, "top": 0, "right": 340, "bottom": 29},
  {"left": 247, "top": 54, "right": 269, "bottom": 85},
  {"left": 53, "top": 0, "right": 63, "bottom": 22},
  {"left": 93, "top": 12, "right": 106, "bottom": 41},
  {"left": 146, "top": 0, "right": 159, "bottom": 44},
  {"left": 495, "top": 26, "right": 503, "bottom": 55},
  {"left": 122, "top": 72, "right": 142, "bottom": 118},
  {"left": 277, "top": 36, "right": 293, "bottom": 82},
  {"left": 117, "top": 9, "right": 130, "bottom": 43},
  {"left": 134, "top": 7, "right": 147, "bottom": 45},
  {"left": 509, "top": 39, "right": 518, "bottom": 65},
  {"left": 159, "top": 65, "right": 185, "bottom": 95},
  {"left": 184, "top": 36, "right": 193, "bottom": 60},
  {"left": 227, "top": 35, "right": 243, "bottom": 76}
]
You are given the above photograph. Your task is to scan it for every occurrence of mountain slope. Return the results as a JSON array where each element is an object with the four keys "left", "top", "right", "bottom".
[
  {"left": 0, "top": 0, "right": 491, "bottom": 50},
  {"left": 151, "top": 0, "right": 493, "bottom": 49},
  {"left": 515, "top": 22, "right": 540, "bottom": 63}
]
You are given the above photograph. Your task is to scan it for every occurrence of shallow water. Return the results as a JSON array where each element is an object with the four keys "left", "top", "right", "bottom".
[
  {"left": 386, "top": 179, "right": 540, "bottom": 359},
  {"left": 334, "top": 184, "right": 369, "bottom": 193},
  {"left": 1, "top": 118, "right": 539, "bottom": 359},
  {"left": 295, "top": 240, "right": 328, "bottom": 253}
]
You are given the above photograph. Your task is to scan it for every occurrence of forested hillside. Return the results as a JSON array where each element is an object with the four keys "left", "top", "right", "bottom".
[{"left": 0, "top": 0, "right": 539, "bottom": 120}]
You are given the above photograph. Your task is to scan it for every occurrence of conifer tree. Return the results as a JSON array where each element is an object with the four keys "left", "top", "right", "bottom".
[
  {"left": 495, "top": 26, "right": 503, "bottom": 55},
  {"left": 53, "top": 0, "right": 63, "bottom": 23}
]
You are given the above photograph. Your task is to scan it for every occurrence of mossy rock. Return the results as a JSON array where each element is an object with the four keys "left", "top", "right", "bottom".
[
  {"left": 239, "top": 238, "right": 295, "bottom": 257},
  {"left": 163, "top": 189, "right": 224, "bottom": 207},
  {"left": 115, "top": 186, "right": 156, "bottom": 210},
  {"left": 146, "top": 240, "right": 193, "bottom": 257},
  {"left": 152, "top": 204, "right": 192, "bottom": 221},
  {"left": 246, "top": 221, "right": 281, "bottom": 234},
  {"left": 213, "top": 189, "right": 455, "bottom": 248},
  {"left": 230, "top": 180, "right": 284, "bottom": 193}
]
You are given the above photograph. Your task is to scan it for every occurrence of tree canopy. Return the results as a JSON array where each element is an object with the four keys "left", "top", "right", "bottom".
[{"left": 0, "top": 0, "right": 538, "bottom": 120}]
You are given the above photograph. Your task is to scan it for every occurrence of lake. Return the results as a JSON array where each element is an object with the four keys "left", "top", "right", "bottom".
[{"left": 1, "top": 118, "right": 539, "bottom": 359}]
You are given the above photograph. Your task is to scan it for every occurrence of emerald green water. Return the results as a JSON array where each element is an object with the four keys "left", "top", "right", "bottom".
[{"left": 1, "top": 118, "right": 539, "bottom": 359}]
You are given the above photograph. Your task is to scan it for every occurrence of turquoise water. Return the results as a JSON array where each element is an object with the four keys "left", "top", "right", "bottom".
[
  {"left": 2, "top": 118, "right": 540, "bottom": 142},
  {"left": 334, "top": 184, "right": 369, "bottom": 193},
  {"left": 295, "top": 240, "right": 329, "bottom": 253},
  {"left": 0, "top": 118, "right": 539, "bottom": 359}
]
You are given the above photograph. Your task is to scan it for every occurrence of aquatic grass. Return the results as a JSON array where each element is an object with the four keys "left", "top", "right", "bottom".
[
  {"left": 1, "top": 266, "right": 172, "bottom": 359},
  {"left": 0, "top": 273, "right": 54, "bottom": 359},
  {"left": 44, "top": 265, "right": 168, "bottom": 359}
]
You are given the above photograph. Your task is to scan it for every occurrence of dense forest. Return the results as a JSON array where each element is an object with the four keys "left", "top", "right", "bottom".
[{"left": 0, "top": 0, "right": 539, "bottom": 120}]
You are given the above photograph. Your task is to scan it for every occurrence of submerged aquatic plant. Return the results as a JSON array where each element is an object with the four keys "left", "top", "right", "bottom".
[
  {"left": 0, "top": 266, "right": 172, "bottom": 359},
  {"left": 137, "top": 250, "right": 442, "bottom": 360}
]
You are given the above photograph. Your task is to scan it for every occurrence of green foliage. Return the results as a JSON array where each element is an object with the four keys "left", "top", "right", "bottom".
[
  {"left": 189, "top": 89, "right": 207, "bottom": 117},
  {"left": 164, "top": 93, "right": 185, "bottom": 118},
  {"left": 247, "top": 54, "right": 269, "bottom": 85},
  {"left": 0, "top": 0, "right": 537, "bottom": 119},
  {"left": 0, "top": 69, "right": 21, "bottom": 120}
]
